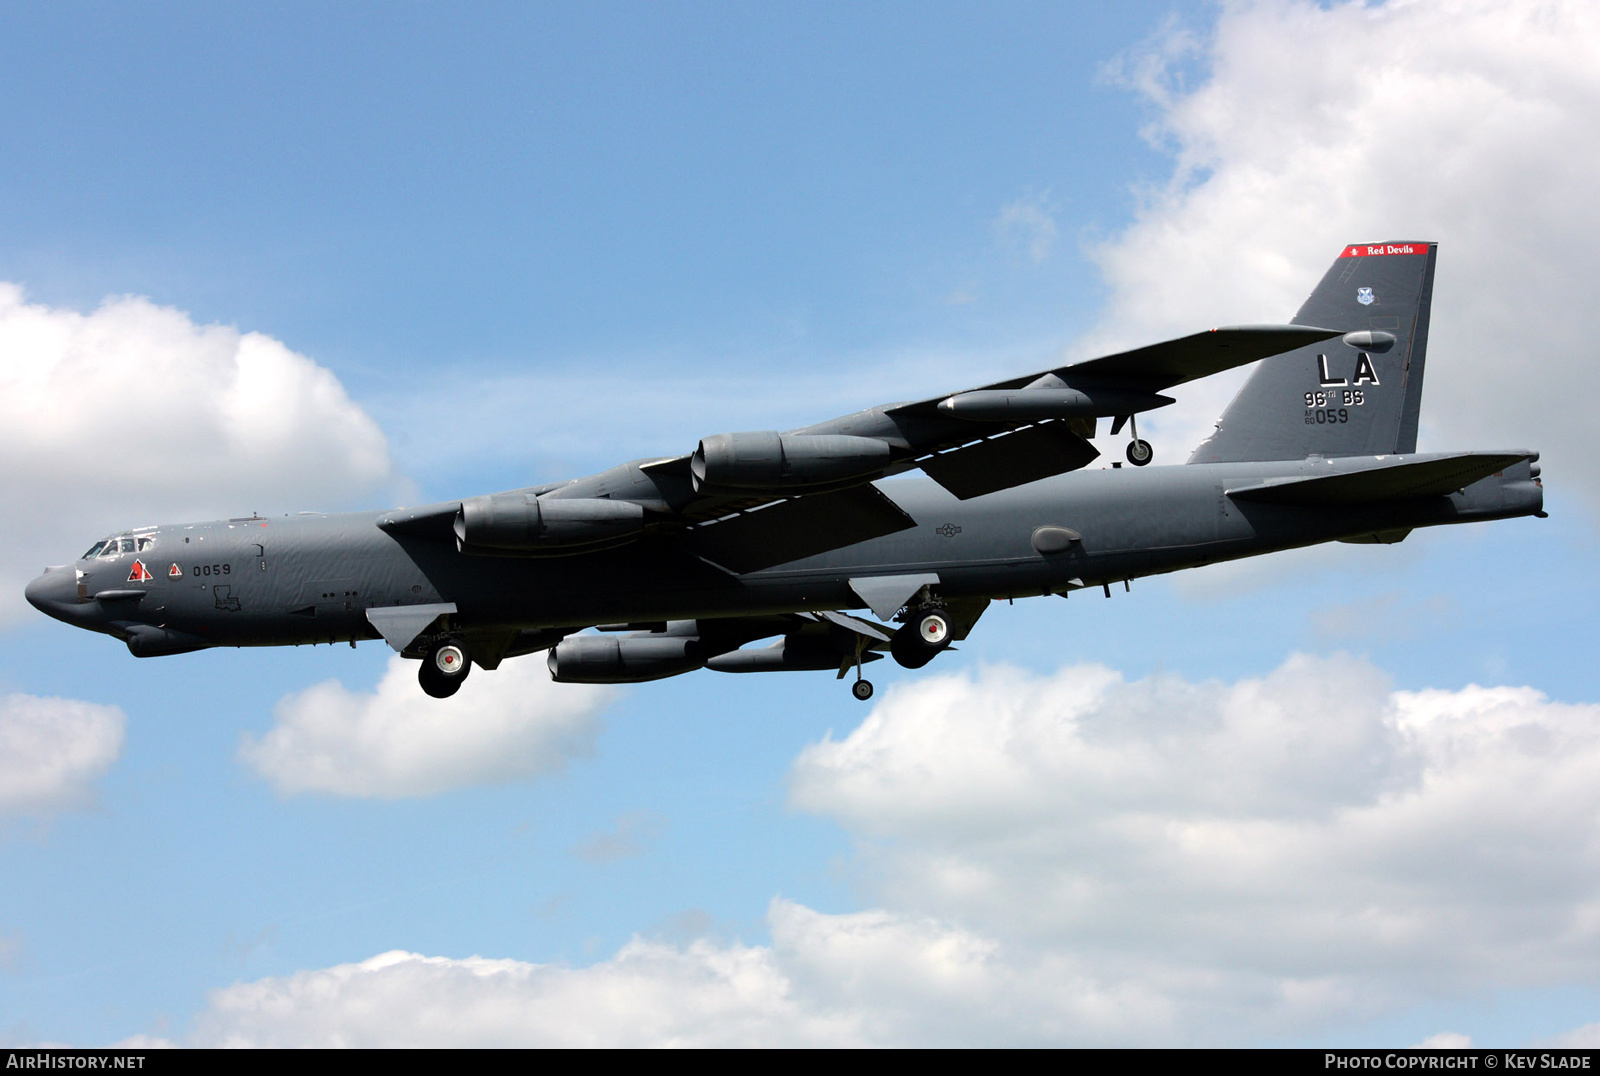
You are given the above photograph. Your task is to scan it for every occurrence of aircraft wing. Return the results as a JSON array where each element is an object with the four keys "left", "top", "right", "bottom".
[
  {"left": 941, "top": 324, "right": 1344, "bottom": 397},
  {"left": 386, "top": 324, "right": 1339, "bottom": 573},
  {"left": 670, "top": 324, "right": 1340, "bottom": 519}
]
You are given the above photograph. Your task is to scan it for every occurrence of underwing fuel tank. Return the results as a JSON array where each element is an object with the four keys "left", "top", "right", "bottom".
[
  {"left": 547, "top": 633, "right": 705, "bottom": 683},
  {"left": 936, "top": 387, "right": 1174, "bottom": 421},
  {"left": 704, "top": 637, "right": 842, "bottom": 673}
]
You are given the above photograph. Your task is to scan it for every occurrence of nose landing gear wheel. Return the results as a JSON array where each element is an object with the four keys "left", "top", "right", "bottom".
[
  {"left": 851, "top": 679, "right": 875, "bottom": 701},
  {"left": 419, "top": 637, "right": 471, "bottom": 699}
]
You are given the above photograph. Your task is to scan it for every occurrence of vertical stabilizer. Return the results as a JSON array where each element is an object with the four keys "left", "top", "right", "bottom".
[{"left": 1189, "top": 241, "right": 1436, "bottom": 463}]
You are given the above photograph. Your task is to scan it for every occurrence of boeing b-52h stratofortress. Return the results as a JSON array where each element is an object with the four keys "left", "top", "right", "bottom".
[{"left": 28, "top": 242, "right": 1544, "bottom": 699}]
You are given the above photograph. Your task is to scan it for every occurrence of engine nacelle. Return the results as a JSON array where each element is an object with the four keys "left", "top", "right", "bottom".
[
  {"left": 547, "top": 634, "right": 705, "bottom": 683},
  {"left": 455, "top": 493, "right": 645, "bottom": 551},
  {"left": 690, "top": 431, "right": 892, "bottom": 493}
]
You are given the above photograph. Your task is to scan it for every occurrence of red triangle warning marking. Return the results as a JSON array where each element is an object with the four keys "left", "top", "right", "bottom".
[
  {"left": 128, "top": 560, "right": 154, "bottom": 583},
  {"left": 168, "top": 563, "right": 183, "bottom": 578}
]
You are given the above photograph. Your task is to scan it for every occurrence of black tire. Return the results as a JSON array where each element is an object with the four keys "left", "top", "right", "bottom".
[
  {"left": 890, "top": 612, "right": 951, "bottom": 669},
  {"left": 1126, "top": 439, "right": 1153, "bottom": 466},
  {"left": 419, "top": 638, "right": 471, "bottom": 698},
  {"left": 851, "top": 679, "right": 874, "bottom": 701}
]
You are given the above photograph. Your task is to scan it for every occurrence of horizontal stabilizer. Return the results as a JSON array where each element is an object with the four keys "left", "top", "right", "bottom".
[
  {"left": 688, "top": 483, "right": 917, "bottom": 574},
  {"left": 919, "top": 422, "right": 1099, "bottom": 500},
  {"left": 1226, "top": 453, "right": 1531, "bottom": 505}
]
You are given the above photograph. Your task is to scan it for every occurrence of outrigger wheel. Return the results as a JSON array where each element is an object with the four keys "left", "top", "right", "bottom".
[
  {"left": 851, "top": 679, "right": 875, "bottom": 701},
  {"left": 1124, "top": 411, "right": 1154, "bottom": 466},
  {"left": 419, "top": 636, "right": 472, "bottom": 699}
]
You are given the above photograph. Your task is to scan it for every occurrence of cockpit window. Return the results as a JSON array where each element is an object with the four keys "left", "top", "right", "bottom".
[{"left": 84, "top": 535, "right": 150, "bottom": 557}]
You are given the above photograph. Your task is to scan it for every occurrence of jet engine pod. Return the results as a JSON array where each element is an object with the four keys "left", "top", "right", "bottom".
[
  {"left": 456, "top": 493, "right": 645, "bottom": 551},
  {"left": 547, "top": 633, "right": 705, "bottom": 684},
  {"left": 691, "top": 432, "right": 893, "bottom": 493}
]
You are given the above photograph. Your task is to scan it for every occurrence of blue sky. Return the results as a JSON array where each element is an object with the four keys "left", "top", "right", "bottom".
[{"left": 4, "top": 0, "right": 1600, "bottom": 1047}]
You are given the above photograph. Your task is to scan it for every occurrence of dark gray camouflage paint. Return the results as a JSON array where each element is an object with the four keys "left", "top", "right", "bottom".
[{"left": 24, "top": 240, "right": 1545, "bottom": 679}]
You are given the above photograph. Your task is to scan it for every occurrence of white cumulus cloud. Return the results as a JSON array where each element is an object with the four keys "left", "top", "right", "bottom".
[
  {"left": 188, "top": 652, "right": 1600, "bottom": 1044},
  {"left": 0, "top": 692, "right": 125, "bottom": 816},
  {"left": 1085, "top": 0, "right": 1600, "bottom": 497},
  {"left": 789, "top": 656, "right": 1600, "bottom": 1043},
  {"left": 2, "top": 285, "right": 395, "bottom": 624},
  {"left": 189, "top": 906, "right": 843, "bottom": 1048},
  {"left": 239, "top": 653, "right": 614, "bottom": 798},
  {"left": 186, "top": 899, "right": 1040, "bottom": 1047}
]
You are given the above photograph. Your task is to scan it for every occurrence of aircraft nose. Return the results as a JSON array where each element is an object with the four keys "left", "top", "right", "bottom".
[{"left": 25, "top": 566, "right": 77, "bottom": 619}]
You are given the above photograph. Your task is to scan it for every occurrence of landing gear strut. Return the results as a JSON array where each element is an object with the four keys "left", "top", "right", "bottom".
[
  {"left": 419, "top": 636, "right": 471, "bottom": 698},
  {"left": 848, "top": 635, "right": 874, "bottom": 701}
]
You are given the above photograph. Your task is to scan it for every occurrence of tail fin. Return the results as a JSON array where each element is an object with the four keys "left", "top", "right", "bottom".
[{"left": 1189, "top": 241, "right": 1436, "bottom": 463}]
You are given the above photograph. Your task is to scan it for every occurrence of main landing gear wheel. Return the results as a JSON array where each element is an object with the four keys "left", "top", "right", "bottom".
[
  {"left": 891, "top": 610, "right": 951, "bottom": 669},
  {"left": 419, "top": 637, "right": 471, "bottom": 699},
  {"left": 852, "top": 679, "right": 875, "bottom": 701},
  {"left": 1126, "top": 438, "right": 1153, "bottom": 466}
]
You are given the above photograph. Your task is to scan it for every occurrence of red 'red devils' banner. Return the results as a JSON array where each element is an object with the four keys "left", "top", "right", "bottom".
[{"left": 1339, "top": 242, "right": 1429, "bottom": 258}]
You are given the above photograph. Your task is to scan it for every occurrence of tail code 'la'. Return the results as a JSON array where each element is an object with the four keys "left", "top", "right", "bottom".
[{"left": 1189, "top": 241, "right": 1436, "bottom": 463}]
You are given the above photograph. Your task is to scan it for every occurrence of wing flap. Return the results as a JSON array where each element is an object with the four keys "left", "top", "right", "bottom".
[
  {"left": 918, "top": 422, "right": 1099, "bottom": 500},
  {"left": 688, "top": 483, "right": 917, "bottom": 574},
  {"left": 1226, "top": 453, "right": 1531, "bottom": 505}
]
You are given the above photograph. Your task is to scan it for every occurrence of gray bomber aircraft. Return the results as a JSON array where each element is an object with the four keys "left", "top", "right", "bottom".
[{"left": 27, "top": 241, "right": 1544, "bottom": 700}]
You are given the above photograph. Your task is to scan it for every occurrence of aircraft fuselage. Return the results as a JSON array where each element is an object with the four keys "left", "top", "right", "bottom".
[{"left": 25, "top": 453, "right": 1543, "bottom": 655}]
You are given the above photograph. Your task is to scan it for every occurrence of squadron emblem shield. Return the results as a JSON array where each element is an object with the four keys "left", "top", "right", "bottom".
[{"left": 1356, "top": 287, "right": 1375, "bottom": 305}]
